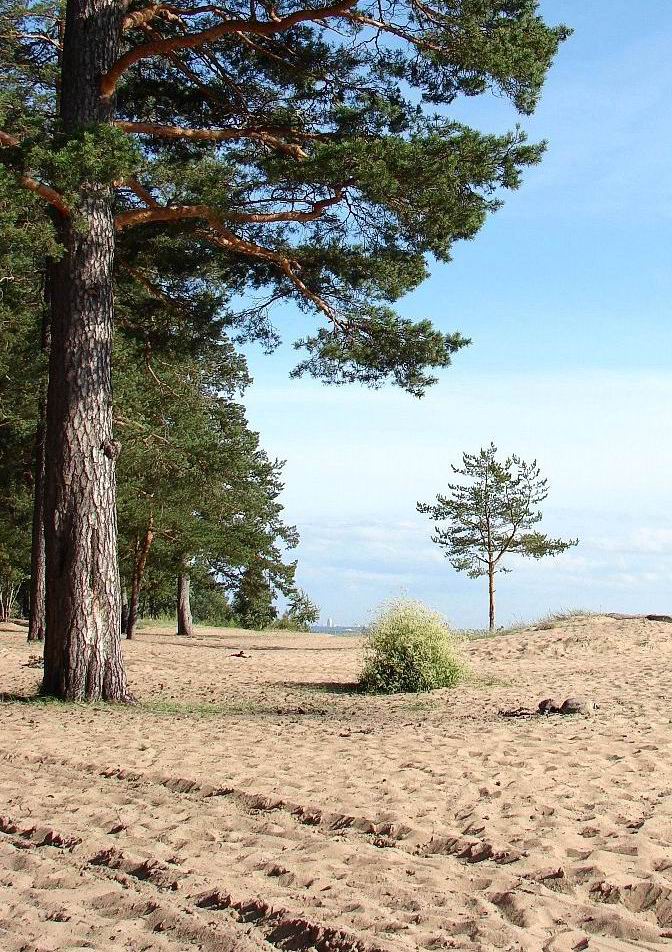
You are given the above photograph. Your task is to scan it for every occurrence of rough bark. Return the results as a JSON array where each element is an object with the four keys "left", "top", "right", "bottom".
[
  {"left": 177, "top": 569, "right": 194, "bottom": 637},
  {"left": 488, "top": 565, "right": 496, "bottom": 632},
  {"left": 28, "top": 308, "right": 50, "bottom": 644},
  {"left": 126, "top": 522, "right": 154, "bottom": 640},
  {"left": 42, "top": 0, "right": 132, "bottom": 701}
]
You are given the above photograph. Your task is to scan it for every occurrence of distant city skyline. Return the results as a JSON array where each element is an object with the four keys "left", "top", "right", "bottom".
[{"left": 242, "top": 1, "right": 672, "bottom": 628}]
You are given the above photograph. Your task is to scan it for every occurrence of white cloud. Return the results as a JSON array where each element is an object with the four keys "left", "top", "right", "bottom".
[{"left": 242, "top": 367, "right": 672, "bottom": 626}]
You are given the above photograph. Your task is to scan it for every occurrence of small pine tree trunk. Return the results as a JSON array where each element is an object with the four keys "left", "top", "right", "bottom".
[
  {"left": 28, "top": 434, "right": 46, "bottom": 643},
  {"left": 120, "top": 586, "right": 129, "bottom": 636},
  {"left": 28, "top": 309, "right": 50, "bottom": 644},
  {"left": 42, "top": 0, "right": 132, "bottom": 701},
  {"left": 488, "top": 565, "right": 496, "bottom": 631},
  {"left": 126, "top": 523, "right": 154, "bottom": 640},
  {"left": 177, "top": 569, "right": 194, "bottom": 637},
  {"left": 28, "top": 409, "right": 47, "bottom": 643},
  {"left": 19, "top": 584, "right": 31, "bottom": 620},
  {"left": 126, "top": 584, "right": 139, "bottom": 641}
]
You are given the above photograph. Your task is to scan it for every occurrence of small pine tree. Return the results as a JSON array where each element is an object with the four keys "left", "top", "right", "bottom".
[{"left": 417, "top": 444, "right": 578, "bottom": 631}]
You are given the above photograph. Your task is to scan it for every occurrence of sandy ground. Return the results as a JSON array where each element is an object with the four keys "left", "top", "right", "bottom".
[{"left": 1, "top": 615, "right": 672, "bottom": 952}]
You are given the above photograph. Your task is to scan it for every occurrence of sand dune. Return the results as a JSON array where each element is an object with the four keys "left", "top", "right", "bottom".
[{"left": 1, "top": 614, "right": 671, "bottom": 951}]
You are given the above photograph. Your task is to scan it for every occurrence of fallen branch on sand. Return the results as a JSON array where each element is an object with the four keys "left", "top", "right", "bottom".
[{"left": 606, "top": 613, "right": 672, "bottom": 622}]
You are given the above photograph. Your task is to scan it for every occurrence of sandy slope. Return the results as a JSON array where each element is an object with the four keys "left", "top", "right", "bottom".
[{"left": 1, "top": 614, "right": 671, "bottom": 951}]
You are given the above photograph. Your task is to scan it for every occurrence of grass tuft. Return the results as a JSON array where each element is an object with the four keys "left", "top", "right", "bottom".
[
  {"left": 137, "top": 614, "right": 177, "bottom": 629},
  {"left": 461, "top": 608, "right": 597, "bottom": 639},
  {"left": 140, "top": 697, "right": 283, "bottom": 717}
]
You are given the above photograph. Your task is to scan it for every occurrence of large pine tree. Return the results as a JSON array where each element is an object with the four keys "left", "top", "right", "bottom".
[{"left": 1, "top": 0, "right": 568, "bottom": 698}]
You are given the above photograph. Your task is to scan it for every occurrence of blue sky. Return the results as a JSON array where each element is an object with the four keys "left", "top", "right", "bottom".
[{"left": 242, "top": 1, "right": 672, "bottom": 628}]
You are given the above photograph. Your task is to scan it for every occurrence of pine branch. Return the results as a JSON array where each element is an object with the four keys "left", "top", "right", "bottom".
[
  {"left": 115, "top": 188, "right": 344, "bottom": 227},
  {"left": 115, "top": 185, "right": 339, "bottom": 320},
  {"left": 102, "top": 0, "right": 358, "bottom": 98},
  {"left": 115, "top": 120, "right": 309, "bottom": 159},
  {"left": 120, "top": 263, "right": 180, "bottom": 311},
  {"left": 0, "top": 131, "right": 70, "bottom": 217},
  {"left": 345, "top": 11, "right": 447, "bottom": 55}
]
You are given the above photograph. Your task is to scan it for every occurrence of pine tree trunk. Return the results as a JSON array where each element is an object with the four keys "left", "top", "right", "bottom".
[
  {"left": 19, "top": 584, "right": 31, "bottom": 620},
  {"left": 0, "top": 590, "right": 11, "bottom": 623},
  {"left": 126, "top": 580, "right": 140, "bottom": 641},
  {"left": 177, "top": 570, "right": 194, "bottom": 637},
  {"left": 28, "top": 406, "right": 46, "bottom": 643},
  {"left": 126, "top": 523, "right": 154, "bottom": 640},
  {"left": 28, "top": 309, "right": 50, "bottom": 644},
  {"left": 42, "top": 0, "right": 132, "bottom": 701},
  {"left": 488, "top": 565, "right": 496, "bottom": 631},
  {"left": 121, "top": 586, "right": 129, "bottom": 636}
]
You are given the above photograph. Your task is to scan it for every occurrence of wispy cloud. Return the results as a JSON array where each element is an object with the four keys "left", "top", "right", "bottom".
[{"left": 287, "top": 509, "right": 672, "bottom": 627}]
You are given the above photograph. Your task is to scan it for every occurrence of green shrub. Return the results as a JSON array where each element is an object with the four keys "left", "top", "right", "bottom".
[{"left": 359, "top": 600, "right": 465, "bottom": 694}]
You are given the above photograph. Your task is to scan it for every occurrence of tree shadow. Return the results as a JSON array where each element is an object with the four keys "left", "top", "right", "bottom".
[
  {"left": 281, "top": 680, "right": 362, "bottom": 695},
  {"left": 0, "top": 692, "right": 118, "bottom": 707},
  {"left": 0, "top": 691, "right": 50, "bottom": 704},
  {"left": 140, "top": 635, "right": 354, "bottom": 653}
]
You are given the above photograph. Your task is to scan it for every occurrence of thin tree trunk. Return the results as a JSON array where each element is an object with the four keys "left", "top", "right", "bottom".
[
  {"left": 2, "top": 585, "right": 19, "bottom": 622},
  {"left": 126, "top": 579, "right": 140, "bottom": 641},
  {"left": 126, "top": 522, "right": 154, "bottom": 640},
  {"left": 42, "top": 0, "right": 132, "bottom": 701},
  {"left": 488, "top": 564, "right": 496, "bottom": 631},
  {"left": 0, "top": 588, "right": 13, "bottom": 623},
  {"left": 177, "top": 569, "right": 194, "bottom": 637},
  {"left": 28, "top": 308, "right": 50, "bottom": 644},
  {"left": 121, "top": 585, "right": 129, "bottom": 636},
  {"left": 28, "top": 418, "right": 46, "bottom": 642},
  {"left": 19, "top": 583, "right": 30, "bottom": 620}
]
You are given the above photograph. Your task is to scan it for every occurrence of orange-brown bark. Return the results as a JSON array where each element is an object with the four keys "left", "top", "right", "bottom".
[
  {"left": 115, "top": 120, "right": 308, "bottom": 158},
  {"left": 0, "top": 131, "right": 70, "bottom": 217},
  {"left": 117, "top": 179, "right": 339, "bottom": 320},
  {"left": 101, "top": 0, "right": 357, "bottom": 97},
  {"left": 115, "top": 189, "right": 343, "bottom": 229}
]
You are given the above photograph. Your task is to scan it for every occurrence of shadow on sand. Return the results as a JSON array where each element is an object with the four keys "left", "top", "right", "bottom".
[
  {"left": 281, "top": 680, "right": 362, "bottom": 695},
  {"left": 0, "top": 691, "right": 56, "bottom": 704}
]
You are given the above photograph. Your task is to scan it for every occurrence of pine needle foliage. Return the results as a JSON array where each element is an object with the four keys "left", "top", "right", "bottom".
[
  {"left": 360, "top": 599, "right": 464, "bottom": 694},
  {"left": 2, "top": 0, "right": 570, "bottom": 395},
  {"left": 0, "top": 165, "right": 57, "bottom": 619}
]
